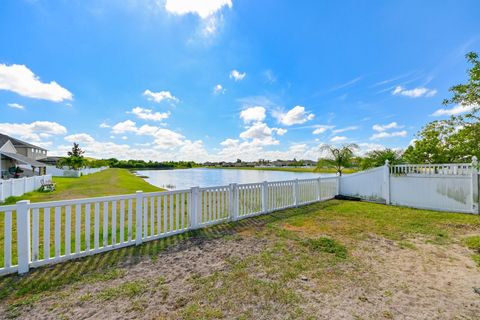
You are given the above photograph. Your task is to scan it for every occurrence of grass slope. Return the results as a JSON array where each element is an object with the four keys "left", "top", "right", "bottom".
[{"left": 2, "top": 168, "right": 161, "bottom": 204}]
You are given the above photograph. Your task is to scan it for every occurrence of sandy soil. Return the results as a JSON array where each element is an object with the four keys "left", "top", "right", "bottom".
[
  {"left": 1, "top": 233, "right": 479, "bottom": 319},
  {"left": 302, "top": 235, "right": 480, "bottom": 319}
]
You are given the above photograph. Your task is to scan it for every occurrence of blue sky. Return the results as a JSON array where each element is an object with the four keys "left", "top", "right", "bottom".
[{"left": 1, "top": 0, "right": 479, "bottom": 161}]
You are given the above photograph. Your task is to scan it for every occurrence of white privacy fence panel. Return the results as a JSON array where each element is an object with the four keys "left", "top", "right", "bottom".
[
  {"left": 46, "top": 166, "right": 108, "bottom": 177},
  {"left": 390, "top": 175, "right": 473, "bottom": 213},
  {"left": 339, "top": 159, "right": 479, "bottom": 214},
  {"left": 0, "top": 176, "right": 339, "bottom": 276},
  {"left": 0, "top": 175, "right": 51, "bottom": 202},
  {"left": 340, "top": 167, "right": 386, "bottom": 203}
]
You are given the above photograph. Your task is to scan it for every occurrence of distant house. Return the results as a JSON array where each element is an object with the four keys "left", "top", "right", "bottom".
[{"left": 0, "top": 133, "right": 47, "bottom": 179}]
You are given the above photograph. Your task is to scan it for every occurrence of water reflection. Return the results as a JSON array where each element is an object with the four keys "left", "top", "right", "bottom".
[{"left": 139, "top": 168, "right": 334, "bottom": 190}]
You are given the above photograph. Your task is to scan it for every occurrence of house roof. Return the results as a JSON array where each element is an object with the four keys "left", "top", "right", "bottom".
[
  {"left": 0, "top": 133, "right": 47, "bottom": 151},
  {"left": 0, "top": 134, "right": 10, "bottom": 149},
  {"left": 0, "top": 151, "right": 46, "bottom": 167}
]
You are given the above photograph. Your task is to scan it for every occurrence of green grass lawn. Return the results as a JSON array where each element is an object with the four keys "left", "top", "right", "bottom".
[
  {"left": 1, "top": 200, "right": 479, "bottom": 319},
  {"left": 0, "top": 169, "right": 162, "bottom": 268},
  {"left": 207, "top": 166, "right": 358, "bottom": 174},
  {"left": 2, "top": 168, "right": 161, "bottom": 205}
]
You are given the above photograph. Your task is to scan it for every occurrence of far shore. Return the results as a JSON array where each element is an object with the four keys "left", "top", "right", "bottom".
[{"left": 203, "top": 166, "right": 357, "bottom": 174}]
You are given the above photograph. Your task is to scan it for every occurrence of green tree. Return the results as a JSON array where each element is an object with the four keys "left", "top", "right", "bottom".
[
  {"left": 58, "top": 143, "right": 87, "bottom": 170},
  {"left": 361, "top": 149, "right": 403, "bottom": 169},
  {"left": 316, "top": 144, "right": 358, "bottom": 175},
  {"left": 67, "top": 142, "right": 85, "bottom": 157},
  {"left": 404, "top": 52, "right": 480, "bottom": 163}
]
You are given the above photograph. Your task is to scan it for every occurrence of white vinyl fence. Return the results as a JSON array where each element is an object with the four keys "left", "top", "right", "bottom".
[
  {"left": 339, "top": 158, "right": 480, "bottom": 214},
  {"left": 0, "top": 176, "right": 338, "bottom": 276},
  {"left": 0, "top": 175, "right": 52, "bottom": 202},
  {"left": 46, "top": 166, "right": 108, "bottom": 177}
]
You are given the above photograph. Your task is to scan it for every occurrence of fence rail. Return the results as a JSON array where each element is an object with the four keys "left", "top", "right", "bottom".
[
  {"left": 390, "top": 163, "right": 473, "bottom": 176},
  {"left": 0, "top": 176, "right": 338, "bottom": 276}
]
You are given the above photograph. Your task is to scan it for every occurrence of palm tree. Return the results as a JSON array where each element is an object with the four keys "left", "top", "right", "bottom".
[{"left": 316, "top": 144, "right": 358, "bottom": 175}]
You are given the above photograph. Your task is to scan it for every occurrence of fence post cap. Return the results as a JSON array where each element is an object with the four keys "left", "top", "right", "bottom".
[
  {"left": 136, "top": 190, "right": 143, "bottom": 194},
  {"left": 472, "top": 156, "right": 478, "bottom": 163},
  {"left": 385, "top": 159, "right": 390, "bottom": 165},
  {"left": 17, "top": 199, "right": 30, "bottom": 204}
]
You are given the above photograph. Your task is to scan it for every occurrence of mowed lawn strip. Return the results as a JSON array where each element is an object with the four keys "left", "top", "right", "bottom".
[
  {"left": 0, "top": 200, "right": 479, "bottom": 319},
  {"left": 2, "top": 168, "right": 161, "bottom": 204}
]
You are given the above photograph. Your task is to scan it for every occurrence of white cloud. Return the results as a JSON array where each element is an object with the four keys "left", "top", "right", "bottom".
[
  {"left": 332, "top": 126, "right": 358, "bottom": 134},
  {"left": 392, "top": 86, "right": 437, "bottom": 98},
  {"left": 275, "top": 105, "right": 315, "bottom": 126},
  {"left": 431, "top": 104, "right": 477, "bottom": 116},
  {"left": 110, "top": 120, "right": 186, "bottom": 149},
  {"left": 330, "top": 136, "right": 347, "bottom": 143},
  {"left": 0, "top": 64, "right": 72, "bottom": 102},
  {"left": 129, "top": 106, "right": 170, "bottom": 122},
  {"left": 7, "top": 103, "right": 25, "bottom": 110},
  {"left": 372, "top": 122, "right": 402, "bottom": 132},
  {"left": 220, "top": 138, "right": 239, "bottom": 148},
  {"left": 357, "top": 143, "right": 387, "bottom": 154},
  {"left": 64, "top": 133, "right": 95, "bottom": 144},
  {"left": 312, "top": 125, "right": 334, "bottom": 135},
  {"left": 213, "top": 84, "right": 225, "bottom": 94},
  {"left": 230, "top": 69, "right": 246, "bottom": 81},
  {"left": 240, "top": 106, "right": 266, "bottom": 123},
  {"left": 99, "top": 122, "right": 110, "bottom": 128},
  {"left": 370, "top": 130, "right": 407, "bottom": 140},
  {"left": 164, "top": 0, "right": 232, "bottom": 19},
  {"left": 0, "top": 121, "right": 67, "bottom": 142},
  {"left": 111, "top": 120, "right": 137, "bottom": 134},
  {"left": 276, "top": 128, "right": 287, "bottom": 136},
  {"left": 143, "top": 89, "right": 178, "bottom": 103},
  {"left": 239, "top": 122, "right": 280, "bottom": 146}
]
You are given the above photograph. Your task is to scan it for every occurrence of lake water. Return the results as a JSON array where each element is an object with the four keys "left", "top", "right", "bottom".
[{"left": 139, "top": 168, "right": 334, "bottom": 190}]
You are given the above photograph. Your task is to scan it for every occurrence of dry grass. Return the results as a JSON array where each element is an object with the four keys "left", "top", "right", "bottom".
[{"left": 0, "top": 200, "right": 479, "bottom": 319}]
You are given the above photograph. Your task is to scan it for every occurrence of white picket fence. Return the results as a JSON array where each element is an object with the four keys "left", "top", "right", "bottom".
[
  {"left": 46, "top": 166, "right": 108, "bottom": 177},
  {"left": 339, "top": 158, "right": 479, "bottom": 214},
  {"left": 0, "top": 176, "right": 338, "bottom": 276},
  {"left": 0, "top": 175, "right": 52, "bottom": 202}
]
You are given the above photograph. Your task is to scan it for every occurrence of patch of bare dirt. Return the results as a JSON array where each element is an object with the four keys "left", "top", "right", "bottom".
[
  {"left": 0, "top": 236, "right": 267, "bottom": 320},
  {"left": 1, "top": 233, "right": 479, "bottom": 319},
  {"left": 299, "top": 235, "right": 480, "bottom": 319}
]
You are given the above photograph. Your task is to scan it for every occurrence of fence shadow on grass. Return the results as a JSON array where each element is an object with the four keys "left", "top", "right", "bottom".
[{"left": 0, "top": 200, "right": 340, "bottom": 301}]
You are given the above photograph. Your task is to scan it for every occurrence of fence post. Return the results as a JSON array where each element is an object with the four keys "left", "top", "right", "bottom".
[
  {"left": 472, "top": 156, "right": 479, "bottom": 214},
  {"left": 229, "top": 183, "right": 238, "bottom": 221},
  {"left": 23, "top": 177, "right": 27, "bottom": 193},
  {"left": 294, "top": 179, "right": 299, "bottom": 207},
  {"left": 135, "top": 191, "right": 143, "bottom": 245},
  {"left": 262, "top": 181, "right": 268, "bottom": 213},
  {"left": 17, "top": 200, "right": 31, "bottom": 274},
  {"left": 384, "top": 160, "right": 391, "bottom": 205},
  {"left": 190, "top": 187, "right": 200, "bottom": 229},
  {"left": 317, "top": 177, "right": 322, "bottom": 201}
]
